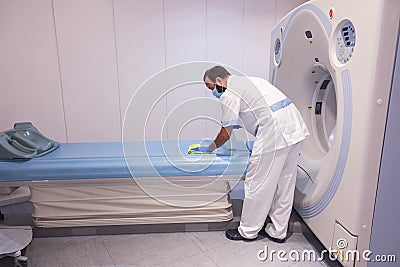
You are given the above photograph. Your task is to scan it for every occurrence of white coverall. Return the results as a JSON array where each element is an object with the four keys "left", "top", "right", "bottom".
[{"left": 220, "top": 75, "right": 309, "bottom": 240}]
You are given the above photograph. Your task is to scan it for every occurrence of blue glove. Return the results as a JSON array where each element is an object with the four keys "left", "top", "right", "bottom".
[
  {"left": 199, "top": 146, "right": 211, "bottom": 152},
  {"left": 188, "top": 144, "right": 212, "bottom": 154}
]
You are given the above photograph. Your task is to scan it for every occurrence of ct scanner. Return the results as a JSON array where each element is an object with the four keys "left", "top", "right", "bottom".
[{"left": 270, "top": 0, "right": 400, "bottom": 266}]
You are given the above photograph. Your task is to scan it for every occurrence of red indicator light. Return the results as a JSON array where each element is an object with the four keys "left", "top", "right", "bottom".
[{"left": 329, "top": 8, "right": 334, "bottom": 18}]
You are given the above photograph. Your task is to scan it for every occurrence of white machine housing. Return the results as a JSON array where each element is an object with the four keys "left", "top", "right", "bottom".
[{"left": 270, "top": 1, "right": 400, "bottom": 266}]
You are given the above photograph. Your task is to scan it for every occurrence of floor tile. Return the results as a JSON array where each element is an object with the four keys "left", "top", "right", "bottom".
[
  {"left": 184, "top": 231, "right": 229, "bottom": 252},
  {"left": 26, "top": 236, "right": 114, "bottom": 267},
  {"left": 155, "top": 251, "right": 218, "bottom": 267},
  {"left": 24, "top": 231, "right": 340, "bottom": 267},
  {"left": 101, "top": 232, "right": 203, "bottom": 266}
]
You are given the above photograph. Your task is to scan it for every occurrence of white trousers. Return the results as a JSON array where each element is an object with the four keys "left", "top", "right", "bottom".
[{"left": 238, "top": 143, "right": 300, "bottom": 239}]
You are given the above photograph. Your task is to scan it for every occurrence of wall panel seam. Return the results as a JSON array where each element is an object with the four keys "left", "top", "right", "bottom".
[
  {"left": 51, "top": 0, "right": 69, "bottom": 142},
  {"left": 111, "top": 0, "right": 123, "bottom": 141}
]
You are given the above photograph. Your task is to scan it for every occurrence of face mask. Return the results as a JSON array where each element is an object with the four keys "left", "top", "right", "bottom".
[
  {"left": 219, "top": 83, "right": 227, "bottom": 91},
  {"left": 212, "top": 88, "right": 223, "bottom": 99}
]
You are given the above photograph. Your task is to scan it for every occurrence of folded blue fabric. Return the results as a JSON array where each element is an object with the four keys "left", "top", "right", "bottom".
[{"left": 215, "top": 148, "right": 233, "bottom": 156}]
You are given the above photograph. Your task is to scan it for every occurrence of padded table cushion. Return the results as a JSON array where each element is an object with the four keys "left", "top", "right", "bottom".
[{"left": 0, "top": 141, "right": 250, "bottom": 183}]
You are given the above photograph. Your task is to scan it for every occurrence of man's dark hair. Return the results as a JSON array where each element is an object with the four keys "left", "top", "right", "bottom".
[{"left": 203, "top": 66, "right": 231, "bottom": 83}]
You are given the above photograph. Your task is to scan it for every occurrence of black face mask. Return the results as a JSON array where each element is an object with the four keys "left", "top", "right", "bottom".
[{"left": 215, "top": 83, "right": 226, "bottom": 93}]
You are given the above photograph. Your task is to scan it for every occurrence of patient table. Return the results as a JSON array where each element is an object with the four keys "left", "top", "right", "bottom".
[{"left": 0, "top": 141, "right": 250, "bottom": 228}]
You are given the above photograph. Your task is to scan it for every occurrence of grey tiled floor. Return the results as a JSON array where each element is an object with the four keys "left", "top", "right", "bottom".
[{"left": 25, "top": 231, "right": 341, "bottom": 267}]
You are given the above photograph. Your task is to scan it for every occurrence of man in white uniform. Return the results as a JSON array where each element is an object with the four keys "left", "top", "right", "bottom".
[{"left": 198, "top": 66, "right": 309, "bottom": 242}]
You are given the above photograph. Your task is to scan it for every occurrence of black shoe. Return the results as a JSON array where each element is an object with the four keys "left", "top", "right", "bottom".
[
  {"left": 225, "top": 228, "right": 257, "bottom": 242},
  {"left": 258, "top": 228, "right": 286, "bottom": 243}
]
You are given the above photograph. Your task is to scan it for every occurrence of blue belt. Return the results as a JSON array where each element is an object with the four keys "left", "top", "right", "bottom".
[
  {"left": 270, "top": 98, "right": 292, "bottom": 112},
  {"left": 253, "top": 98, "right": 292, "bottom": 136}
]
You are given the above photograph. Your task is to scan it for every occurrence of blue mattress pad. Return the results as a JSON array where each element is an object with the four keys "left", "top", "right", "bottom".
[{"left": 0, "top": 141, "right": 251, "bottom": 183}]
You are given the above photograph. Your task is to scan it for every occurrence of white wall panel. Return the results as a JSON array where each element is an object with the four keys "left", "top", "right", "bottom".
[
  {"left": 164, "top": 0, "right": 207, "bottom": 140},
  {"left": 164, "top": 0, "right": 207, "bottom": 67},
  {"left": 206, "top": 0, "right": 244, "bottom": 139},
  {"left": 0, "top": 0, "right": 66, "bottom": 142},
  {"left": 206, "top": 0, "right": 244, "bottom": 70},
  {"left": 53, "top": 0, "right": 121, "bottom": 142},
  {"left": 114, "top": 0, "right": 166, "bottom": 141},
  {"left": 242, "top": 0, "right": 276, "bottom": 80}
]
